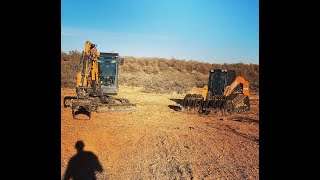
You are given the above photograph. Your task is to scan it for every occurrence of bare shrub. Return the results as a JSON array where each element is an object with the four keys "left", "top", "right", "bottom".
[{"left": 61, "top": 51, "right": 259, "bottom": 93}]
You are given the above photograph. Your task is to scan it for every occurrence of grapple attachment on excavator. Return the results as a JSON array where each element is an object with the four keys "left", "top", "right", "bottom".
[{"left": 64, "top": 95, "right": 136, "bottom": 119}]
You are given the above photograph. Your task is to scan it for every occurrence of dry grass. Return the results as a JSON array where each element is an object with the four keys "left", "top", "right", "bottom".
[{"left": 61, "top": 51, "right": 259, "bottom": 93}]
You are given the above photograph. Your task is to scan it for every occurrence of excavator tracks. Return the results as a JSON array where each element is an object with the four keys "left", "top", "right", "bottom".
[
  {"left": 228, "top": 94, "right": 250, "bottom": 113},
  {"left": 96, "top": 98, "right": 137, "bottom": 113}
]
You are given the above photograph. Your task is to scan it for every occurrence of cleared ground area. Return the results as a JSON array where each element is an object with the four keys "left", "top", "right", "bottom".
[{"left": 61, "top": 86, "right": 259, "bottom": 179}]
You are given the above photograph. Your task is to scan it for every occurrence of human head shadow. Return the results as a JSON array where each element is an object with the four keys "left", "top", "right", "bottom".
[{"left": 63, "top": 140, "right": 103, "bottom": 180}]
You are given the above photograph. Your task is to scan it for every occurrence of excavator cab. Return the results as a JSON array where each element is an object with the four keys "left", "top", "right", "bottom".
[{"left": 98, "top": 53, "right": 122, "bottom": 96}]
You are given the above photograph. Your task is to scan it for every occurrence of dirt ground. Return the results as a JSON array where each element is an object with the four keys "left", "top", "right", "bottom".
[{"left": 61, "top": 86, "right": 259, "bottom": 179}]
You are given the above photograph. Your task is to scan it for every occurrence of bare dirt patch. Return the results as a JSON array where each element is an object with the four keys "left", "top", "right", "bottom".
[{"left": 61, "top": 86, "right": 259, "bottom": 179}]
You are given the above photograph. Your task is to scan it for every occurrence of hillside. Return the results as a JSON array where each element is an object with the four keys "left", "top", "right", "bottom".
[{"left": 61, "top": 51, "right": 259, "bottom": 94}]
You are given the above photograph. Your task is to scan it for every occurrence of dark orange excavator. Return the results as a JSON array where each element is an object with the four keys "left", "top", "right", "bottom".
[
  {"left": 63, "top": 41, "right": 136, "bottom": 119},
  {"left": 182, "top": 69, "right": 250, "bottom": 115}
]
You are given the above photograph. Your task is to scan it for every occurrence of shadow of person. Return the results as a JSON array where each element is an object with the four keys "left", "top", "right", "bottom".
[{"left": 63, "top": 140, "right": 103, "bottom": 180}]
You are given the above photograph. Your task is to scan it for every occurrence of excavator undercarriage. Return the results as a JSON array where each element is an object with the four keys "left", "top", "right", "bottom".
[{"left": 64, "top": 94, "right": 136, "bottom": 119}]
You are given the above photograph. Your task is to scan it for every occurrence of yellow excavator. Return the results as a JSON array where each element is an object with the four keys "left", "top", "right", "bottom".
[
  {"left": 182, "top": 69, "right": 250, "bottom": 115},
  {"left": 63, "top": 41, "right": 136, "bottom": 119}
]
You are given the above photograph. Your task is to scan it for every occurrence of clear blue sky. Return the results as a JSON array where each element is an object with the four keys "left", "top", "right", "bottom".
[{"left": 62, "top": 0, "right": 259, "bottom": 64}]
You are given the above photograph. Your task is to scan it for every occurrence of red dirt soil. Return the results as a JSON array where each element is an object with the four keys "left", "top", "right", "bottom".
[{"left": 61, "top": 86, "right": 259, "bottom": 179}]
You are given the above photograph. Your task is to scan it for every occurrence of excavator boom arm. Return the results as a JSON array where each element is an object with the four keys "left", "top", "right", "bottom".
[{"left": 77, "top": 41, "right": 100, "bottom": 88}]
